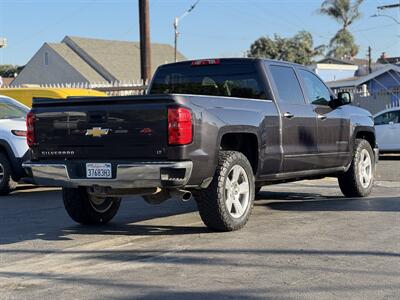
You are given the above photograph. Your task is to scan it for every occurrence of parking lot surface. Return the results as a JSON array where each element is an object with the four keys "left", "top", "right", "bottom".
[{"left": 1, "top": 159, "right": 399, "bottom": 300}]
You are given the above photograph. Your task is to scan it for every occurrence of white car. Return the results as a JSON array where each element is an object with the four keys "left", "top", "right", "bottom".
[
  {"left": 374, "top": 107, "right": 400, "bottom": 152},
  {"left": 0, "top": 95, "right": 29, "bottom": 194}
]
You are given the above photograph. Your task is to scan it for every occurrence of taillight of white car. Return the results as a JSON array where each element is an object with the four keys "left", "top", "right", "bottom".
[{"left": 11, "top": 130, "right": 27, "bottom": 137}]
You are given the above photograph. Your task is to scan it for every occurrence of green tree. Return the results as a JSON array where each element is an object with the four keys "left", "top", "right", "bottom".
[
  {"left": 247, "top": 31, "right": 324, "bottom": 65},
  {"left": 0, "top": 65, "right": 21, "bottom": 77},
  {"left": 319, "top": 0, "right": 363, "bottom": 58}
]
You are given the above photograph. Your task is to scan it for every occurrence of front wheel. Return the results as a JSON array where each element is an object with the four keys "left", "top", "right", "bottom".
[
  {"left": 338, "top": 139, "right": 375, "bottom": 197},
  {"left": 195, "top": 151, "right": 255, "bottom": 232},
  {"left": 63, "top": 187, "right": 121, "bottom": 225}
]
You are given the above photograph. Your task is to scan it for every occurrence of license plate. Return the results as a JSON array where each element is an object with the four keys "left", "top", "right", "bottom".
[{"left": 86, "top": 163, "right": 112, "bottom": 178}]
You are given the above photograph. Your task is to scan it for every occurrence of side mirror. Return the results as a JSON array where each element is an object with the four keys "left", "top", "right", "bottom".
[{"left": 337, "top": 91, "right": 352, "bottom": 105}]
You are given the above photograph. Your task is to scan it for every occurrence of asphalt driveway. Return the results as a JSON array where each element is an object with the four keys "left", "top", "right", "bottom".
[{"left": 0, "top": 160, "right": 399, "bottom": 300}]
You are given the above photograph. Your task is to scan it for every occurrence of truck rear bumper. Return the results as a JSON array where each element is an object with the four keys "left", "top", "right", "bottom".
[{"left": 22, "top": 161, "right": 193, "bottom": 189}]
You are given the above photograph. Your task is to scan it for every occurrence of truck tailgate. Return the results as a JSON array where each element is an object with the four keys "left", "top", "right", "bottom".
[{"left": 32, "top": 96, "right": 173, "bottom": 160}]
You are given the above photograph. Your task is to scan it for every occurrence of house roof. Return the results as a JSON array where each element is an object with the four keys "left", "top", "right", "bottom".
[
  {"left": 61, "top": 36, "right": 186, "bottom": 82},
  {"left": 377, "top": 56, "right": 400, "bottom": 64},
  {"left": 327, "top": 64, "right": 400, "bottom": 88},
  {"left": 317, "top": 57, "right": 369, "bottom": 66},
  {"left": 47, "top": 43, "right": 106, "bottom": 82}
]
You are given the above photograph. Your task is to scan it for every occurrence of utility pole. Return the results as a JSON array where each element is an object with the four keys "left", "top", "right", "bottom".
[
  {"left": 138, "top": 0, "right": 151, "bottom": 82},
  {"left": 174, "top": 0, "right": 200, "bottom": 62},
  {"left": 367, "top": 46, "right": 372, "bottom": 74},
  {"left": 174, "top": 17, "right": 179, "bottom": 63},
  {"left": 0, "top": 37, "right": 6, "bottom": 48},
  {"left": 0, "top": 38, "right": 7, "bottom": 66}
]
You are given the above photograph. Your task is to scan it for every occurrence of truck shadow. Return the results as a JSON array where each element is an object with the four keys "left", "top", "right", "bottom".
[
  {"left": 379, "top": 154, "right": 400, "bottom": 161},
  {"left": 0, "top": 189, "right": 206, "bottom": 245},
  {"left": 1, "top": 187, "right": 399, "bottom": 246},
  {"left": 257, "top": 190, "right": 400, "bottom": 212}
]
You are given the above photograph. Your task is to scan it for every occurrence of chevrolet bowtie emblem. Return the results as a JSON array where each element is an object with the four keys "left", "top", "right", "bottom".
[{"left": 85, "top": 127, "right": 110, "bottom": 137}]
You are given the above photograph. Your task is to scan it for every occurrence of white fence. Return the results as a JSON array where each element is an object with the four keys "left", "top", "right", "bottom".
[{"left": 1, "top": 80, "right": 148, "bottom": 96}]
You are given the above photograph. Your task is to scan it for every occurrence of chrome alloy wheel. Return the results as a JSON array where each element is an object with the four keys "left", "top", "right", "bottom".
[
  {"left": 88, "top": 195, "right": 113, "bottom": 213},
  {"left": 224, "top": 165, "right": 250, "bottom": 218},
  {"left": 358, "top": 149, "right": 373, "bottom": 188}
]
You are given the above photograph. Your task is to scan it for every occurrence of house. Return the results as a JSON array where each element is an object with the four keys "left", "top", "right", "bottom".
[
  {"left": 377, "top": 52, "right": 400, "bottom": 65},
  {"left": 12, "top": 36, "right": 186, "bottom": 86},
  {"left": 327, "top": 64, "right": 400, "bottom": 93},
  {"left": 311, "top": 57, "right": 371, "bottom": 82},
  {"left": 0, "top": 77, "right": 15, "bottom": 87}
]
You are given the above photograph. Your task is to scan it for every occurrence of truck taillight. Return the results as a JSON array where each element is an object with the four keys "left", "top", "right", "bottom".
[
  {"left": 168, "top": 107, "right": 192, "bottom": 145},
  {"left": 26, "top": 112, "right": 36, "bottom": 147}
]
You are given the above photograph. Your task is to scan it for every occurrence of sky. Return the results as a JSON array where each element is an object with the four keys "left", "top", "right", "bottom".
[{"left": 0, "top": 0, "right": 399, "bottom": 66}]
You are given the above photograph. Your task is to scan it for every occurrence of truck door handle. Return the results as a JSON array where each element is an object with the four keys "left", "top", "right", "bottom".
[
  {"left": 283, "top": 112, "right": 294, "bottom": 119},
  {"left": 317, "top": 114, "right": 327, "bottom": 120}
]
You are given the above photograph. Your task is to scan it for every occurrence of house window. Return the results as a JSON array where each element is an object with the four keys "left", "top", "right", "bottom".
[{"left": 44, "top": 52, "right": 49, "bottom": 65}]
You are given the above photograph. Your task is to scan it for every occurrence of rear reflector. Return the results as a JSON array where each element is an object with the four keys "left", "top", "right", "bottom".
[
  {"left": 26, "top": 112, "right": 36, "bottom": 147},
  {"left": 168, "top": 107, "right": 192, "bottom": 145},
  {"left": 191, "top": 59, "right": 220, "bottom": 66}
]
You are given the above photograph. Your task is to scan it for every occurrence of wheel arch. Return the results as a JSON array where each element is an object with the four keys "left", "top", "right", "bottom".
[
  {"left": 353, "top": 126, "right": 376, "bottom": 149},
  {"left": 0, "top": 139, "right": 26, "bottom": 180},
  {"left": 219, "top": 130, "right": 260, "bottom": 175}
]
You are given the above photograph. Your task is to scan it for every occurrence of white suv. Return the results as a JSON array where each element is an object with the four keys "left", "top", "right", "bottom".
[
  {"left": 0, "top": 95, "right": 29, "bottom": 194},
  {"left": 374, "top": 108, "right": 400, "bottom": 152}
]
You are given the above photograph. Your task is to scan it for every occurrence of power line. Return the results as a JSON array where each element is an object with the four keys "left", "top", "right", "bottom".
[
  {"left": 353, "top": 23, "right": 398, "bottom": 33},
  {"left": 377, "top": 3, "right": 400, "bottom": 10},
  {"left": 371, "top": 13, "right": 400, "bottom": 25}
]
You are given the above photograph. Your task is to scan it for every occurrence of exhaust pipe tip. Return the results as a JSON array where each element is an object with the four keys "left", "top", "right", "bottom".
[
  {"left": 170, "top": 189, "right": 193, "bottom": 202},
  {"left": 181, "top": 191, "right": 192, "bottom": 202}
]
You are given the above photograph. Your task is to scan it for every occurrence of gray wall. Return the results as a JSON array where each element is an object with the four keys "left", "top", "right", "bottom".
[{"left": 12, "top": 44, "right": 88, "bottom": 86}]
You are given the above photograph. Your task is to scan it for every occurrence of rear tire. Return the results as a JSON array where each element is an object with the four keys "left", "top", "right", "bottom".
[
  {"left": 194, "top": 151, "right": 255, "bottom": 232},
  {"left": 63, "top": 187, "right": 121, "bottom": 225},
  {"left": 338, "top": 139, "right": 375, "bottom": 197},
  {"left": 0, "top": 153, "right": 17, "bottom": 196}
]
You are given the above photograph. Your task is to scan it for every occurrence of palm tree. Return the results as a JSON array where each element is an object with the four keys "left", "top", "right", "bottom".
[{"left": 319, "top": 0, "right": 364, "bottom": 58}]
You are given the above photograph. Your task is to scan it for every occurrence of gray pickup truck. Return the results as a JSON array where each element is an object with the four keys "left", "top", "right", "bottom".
[{"left": 23, "top": 58, "right": 378, "bottom": 232}]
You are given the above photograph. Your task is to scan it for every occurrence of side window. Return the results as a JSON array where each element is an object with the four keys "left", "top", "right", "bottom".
[
  {"left": 374, "top": 111, "right": 400, "bottom": 125},
  {"left": 269, "top": 65, "right": 305, "bottom": 104},
  {"left": 396, "top": 111, "right": 400, "bottom": 124},
  {"left": 299, "top": 69, "right": 331, "bottom": 106},
  {"left": 374, "top": 113, "right": 385, "bottom": 125}
]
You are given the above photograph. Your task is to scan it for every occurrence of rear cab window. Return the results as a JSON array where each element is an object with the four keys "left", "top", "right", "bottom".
[{"left": 149, "top": 60, "right": 267, "bottom": 100}]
